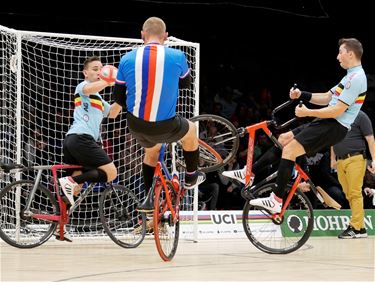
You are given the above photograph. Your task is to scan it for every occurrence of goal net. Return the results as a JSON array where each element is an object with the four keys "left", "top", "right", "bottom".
[{"left": 0, "top": 25, "right": 200, "bottom": 241}]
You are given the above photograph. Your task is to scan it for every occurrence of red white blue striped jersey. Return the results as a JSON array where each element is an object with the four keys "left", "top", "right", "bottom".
[{"left": 116, "top": 43, "right": 189, "bottom": 121}]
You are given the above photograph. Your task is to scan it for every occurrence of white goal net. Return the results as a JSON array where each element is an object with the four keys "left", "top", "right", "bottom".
[{"left": 0, "top": 25, "right": 200, "bottom": 240}]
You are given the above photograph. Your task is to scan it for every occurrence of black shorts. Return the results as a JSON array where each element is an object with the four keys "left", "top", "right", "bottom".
[
  {"left": 294, "top": 118, "right": 348, "bottom": 156},
  {"left": 63, "top": 134, "right": 112, "bottom": 169},
  {"left": 127, "top": 113, "right": 189, "bottom": 148}
]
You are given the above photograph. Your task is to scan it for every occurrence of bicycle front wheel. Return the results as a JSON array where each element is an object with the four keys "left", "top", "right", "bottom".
[
  {"left": 153, "top": 181, "right": 179, "bottom": 261},
  {"left": 242, "top": 183, "right": 314, "bottom": 254},
  {"left": 190, "top": 114, "right": 239, "bottom": 172},
  {"left": 99, "top": 184, "right": 146, "bottom": 248},
  {"left": 0, "top": 180, "right": 59, "bottom": 248}
]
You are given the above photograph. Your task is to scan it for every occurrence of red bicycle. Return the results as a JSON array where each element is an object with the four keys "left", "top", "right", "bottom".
[
  {"left": 0, "top": 163, "right": 146, "bottom": 248},
  {"left": 150, "top": 113, "right": 241, "bottom": 261},
  {"left": 194, "top": 100, "right": 338, "bottom": 254}
]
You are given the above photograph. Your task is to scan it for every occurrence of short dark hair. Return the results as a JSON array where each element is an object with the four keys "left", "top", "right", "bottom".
[
  {"left": 338, "top": 38, "right": 363, "bottom": 60},
  {"left": 142, "top": 17, "right": 166, "bottom": 36},
  {"left": 83, "top": 56, "right": 101, "bottom": 69}
]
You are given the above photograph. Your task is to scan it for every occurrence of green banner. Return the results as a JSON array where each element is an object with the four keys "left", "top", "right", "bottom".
[{"left": 281, "top": 209, "right": 375, "bottom": 237}]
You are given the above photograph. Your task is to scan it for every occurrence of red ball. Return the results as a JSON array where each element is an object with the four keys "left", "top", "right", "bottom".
[{"left": 99, "top": 65, "right": 118, "bottom": 84}]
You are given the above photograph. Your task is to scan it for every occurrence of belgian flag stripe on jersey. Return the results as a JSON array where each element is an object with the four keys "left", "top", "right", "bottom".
[
  {"left": 89, "top": 95, "right": 102, "bottom": 101},
  {"left": 334, "top": 83, "right": 344, "bottom": 96},
  {"left": 74, "top": 93, "right": 81, "bottom": 107},
  {"left": 355, "top": 92, "right": 366, "bottom": 104},
  {"left": 90, "top": 96, "right": 104, "bottom": 111}
]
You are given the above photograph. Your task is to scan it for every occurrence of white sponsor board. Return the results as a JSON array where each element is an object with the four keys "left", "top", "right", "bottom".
[
  {"left": 179, "top": 209, "right": 375, "bottom": 239},
  {"left": 179, "top": 210, "right": 280, "bottom": 239}
]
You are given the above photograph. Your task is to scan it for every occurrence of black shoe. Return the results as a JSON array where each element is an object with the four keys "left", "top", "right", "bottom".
[
  {"left": 184, "top": 171, "right": 206, "bottom": 190},
  {"left": 137, "top": 192, "right": 154, "bottom": 212},
  {"left": 54, "top": 230, "right": 73, "bottom": 242},
  {"left": 338, "top": 226, "right": 368, "bottom": 239}
]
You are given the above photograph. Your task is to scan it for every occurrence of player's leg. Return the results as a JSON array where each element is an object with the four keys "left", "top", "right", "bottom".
[
  {"left": 59, "top": 134, "right": 113, "bottom": 205},
  {"left": 249, "top": 139, "right": 305, "bottom": 213},
  {"left": 137, "top": 144, "right": 161, "bottom": 212},
  {"left": 180, "top": 120, "right": 206, "bottom": 189}
]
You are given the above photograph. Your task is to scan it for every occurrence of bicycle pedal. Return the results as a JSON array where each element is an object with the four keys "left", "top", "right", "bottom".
[{"left": 241, "top": 188, "right": 254, "bottom": 200}]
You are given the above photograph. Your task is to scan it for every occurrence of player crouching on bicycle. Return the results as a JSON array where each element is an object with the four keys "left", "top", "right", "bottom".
[{"left": 59, "top": 56, "right": 120, "bottom": 207}]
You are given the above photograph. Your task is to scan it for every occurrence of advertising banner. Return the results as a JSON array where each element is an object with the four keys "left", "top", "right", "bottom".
[{"left": 180, "top": 209, "right": 375, "bottom": 239}]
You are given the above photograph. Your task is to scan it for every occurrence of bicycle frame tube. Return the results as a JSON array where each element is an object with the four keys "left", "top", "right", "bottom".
[
  {"left": 27, "top": 164, "right": 82, "bottom": 223},
  {"left": 46, "top": 164, "right": 82, "bottom": 224},
  {"left": 24, "top": 167, "right": 48, "bottom": 211},
  {"left": 19, "top": 165, "right": 59, "bottom": 222},
  {"left": 244, "top": 121, "right": 275, "bottom": 187},
  {"left": 51, "top": 164, "right": 83, "bottom": 197},
  {"left": 68, "top": 183, "right": 96, "bottom": 216},
  {"left": 154, "top": 163, "right": 179, "bottom": 220},
  {"left": 154, "top": 143, "right": 181, "bottom": 221}
]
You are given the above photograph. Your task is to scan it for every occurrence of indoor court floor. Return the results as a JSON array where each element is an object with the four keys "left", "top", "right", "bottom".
[{"left": 1, "top": 236, "right": 374, "bottom": 282}]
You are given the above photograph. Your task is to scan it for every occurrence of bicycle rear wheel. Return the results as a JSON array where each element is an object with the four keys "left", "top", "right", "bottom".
[
  {"left": 190, "top": 114, "right": 239, "bottom": 172},
  {"left": 0, "top": 180, "right": 59, "bottom": 248},
  {"left": 242, "top": 183, "right": 314, "bottom": 254},
  {"left": 100, "top": 184, "right": 146, "bottom": 248},
  {"left": 153, "top": 181, "right": 180, "bottom": 261}
]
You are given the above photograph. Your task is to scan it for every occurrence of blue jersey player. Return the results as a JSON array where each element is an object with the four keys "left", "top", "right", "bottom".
[{"left": 111, "top": 17, "right": 205, "bottom": 211}]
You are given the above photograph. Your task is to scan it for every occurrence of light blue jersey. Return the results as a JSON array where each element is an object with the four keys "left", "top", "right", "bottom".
[
  {"left": 67, "top": 81, "right": 110, "bottom": 141},
  {"left": 329, "top": 65, "right": 367, "bottom": 128}
]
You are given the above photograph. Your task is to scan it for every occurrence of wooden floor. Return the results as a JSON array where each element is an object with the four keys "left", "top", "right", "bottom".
[{"left": 1, "top": 236, "right": 374, "bottom": 282}]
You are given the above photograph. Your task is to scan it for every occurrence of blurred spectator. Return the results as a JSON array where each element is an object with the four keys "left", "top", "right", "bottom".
[
  {"left": 214, "top": 86, "right": 237, "bottom": 119},
  {"left": 211, "top": 102, "right": 223, "bottom": 116},
  {"left": 363, "top": 161, "right": 375, "bottom": 209},
  {"left": 332, "top": 110, "right": 375, "bottom": 239},
  {"left": 218, "top": 156, "right": 245, "bottom": 209},
  {"left": 198, "top": 171, "right": 220, "bottom": 210},
  {"left": 298, "top": 150, "right": 348, "bottom": 209}
]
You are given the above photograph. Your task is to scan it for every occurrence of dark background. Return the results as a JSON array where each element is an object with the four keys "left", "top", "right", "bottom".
[{"left": 1, "top": 0, "right": 374, "bottom": 106}]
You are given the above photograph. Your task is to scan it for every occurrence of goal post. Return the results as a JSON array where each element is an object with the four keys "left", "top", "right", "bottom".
[{"left": 0, "top": 25, "right": 200, "bottom": 241}]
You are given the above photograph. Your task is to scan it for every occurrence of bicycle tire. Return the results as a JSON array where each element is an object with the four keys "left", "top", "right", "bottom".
[
  {"left": 190, "top": 114, "right": 239, "bottom": 172},
  {"left": 0, "top": 180, "right": 59, "bottom": 248},
  {"left": 242, "top": 183, "right": 314, "bottom": 254},
  {"left": 153, "top": 181, "right": 180, "bottom": 261},
  {"left": 99, "top": 184, "right": 146, "bottom": 248}
]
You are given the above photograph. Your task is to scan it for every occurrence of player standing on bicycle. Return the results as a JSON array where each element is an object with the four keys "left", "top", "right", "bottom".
[
  {"left": 225, "top": 38, "right": 367, "bottom": 213},
  {"left": 59, "top": 56, "right": 120, "bottom": 206},
  {"left": 110, "top": 17, "right": 205, "bottom": 211}
]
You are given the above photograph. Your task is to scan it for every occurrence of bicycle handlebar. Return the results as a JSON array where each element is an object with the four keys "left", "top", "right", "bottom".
[
  {"left": 271, "top": 99, "right": 295, "bottom": 118},
  {"left": 270, "top": 99, "right": 298, "bottom": 130},
  {"left": 270, "top": 84, "right": 302, "bottom": 130},
  {"left": 236, "top": 98, "right": 301, "bottom": 137}
]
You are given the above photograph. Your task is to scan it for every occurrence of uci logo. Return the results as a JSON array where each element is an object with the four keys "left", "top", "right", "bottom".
[{"left": 211, "top": 214, "right": 237, "bottom": 224}]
